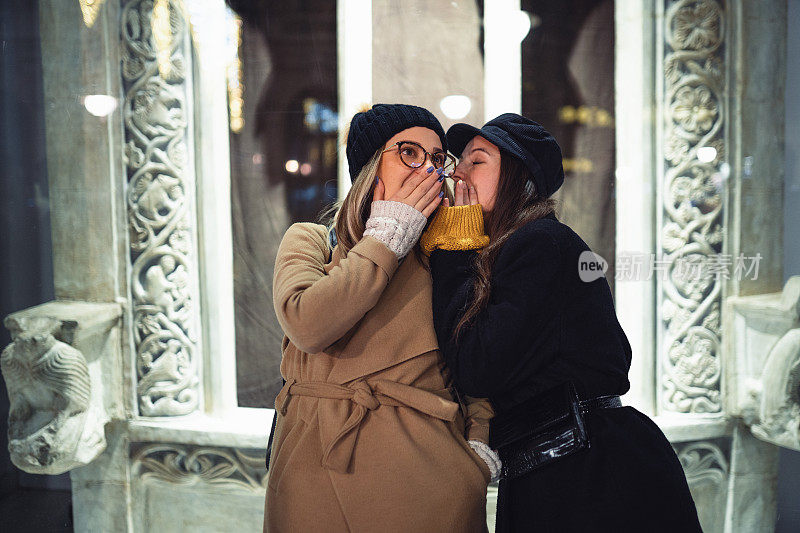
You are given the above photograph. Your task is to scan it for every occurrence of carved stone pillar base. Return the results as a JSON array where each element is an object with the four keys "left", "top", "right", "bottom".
[{"left": 724, "top": 424, "right": 778, "bottom": 533}]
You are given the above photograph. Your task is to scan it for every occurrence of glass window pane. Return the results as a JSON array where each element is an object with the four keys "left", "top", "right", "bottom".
[
  {"left": 227, "top": 1, "right": 338, "bottom": 408},
  {"left": 521, "top": 0, "right": 616, "bottom": 293}
]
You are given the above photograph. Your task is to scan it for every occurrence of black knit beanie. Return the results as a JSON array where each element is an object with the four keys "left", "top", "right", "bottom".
[{"left": 346, "top": 103, "right": 447, "bottom": 182}]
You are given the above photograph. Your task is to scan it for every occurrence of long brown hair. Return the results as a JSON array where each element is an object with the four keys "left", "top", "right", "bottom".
[{"left": 452, "top": 154, "right": 558, "bottom": 342}]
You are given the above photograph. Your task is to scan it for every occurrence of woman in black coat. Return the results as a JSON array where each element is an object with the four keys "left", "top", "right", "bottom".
[{"left": 420, "top": 113, "right": 703, "bottom": 532}]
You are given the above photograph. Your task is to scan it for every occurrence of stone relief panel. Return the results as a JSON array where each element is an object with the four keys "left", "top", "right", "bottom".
[
  {"left": 675, "top": 438, "right": 729, "bottom": 533},
  {"left": 727, "top": 276, "right": 800, "bottom": 450},
  {"left": 659, "top": 0, "right": 726, "bottom": 414},
  {"left": 121, "top": 0, "right": 201, "bottom": 416},
  {"left": 131, "top": 442, "right": 267, "bottom": 492},
  {"left": 1, "top": 314, "right": 107, "bottom": 474},
  {"left": 750, "top": 328, "right": 800, "bottom": 450}
]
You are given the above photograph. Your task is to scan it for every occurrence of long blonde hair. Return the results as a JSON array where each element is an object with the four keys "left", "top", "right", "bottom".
[{"left": 320, "top": 148, "right": 383, "bottom": 256}]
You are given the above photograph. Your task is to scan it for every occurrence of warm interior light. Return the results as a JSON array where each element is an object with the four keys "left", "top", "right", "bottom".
[
  {"left": 83, "top": 95, "right": 118, "bottom": 117},
  {"left": 697, "top": 146, "right": 717, "bottom": 163},
  {"left": 79, "top": 0, "right": 106, "bottom": 28},
  {"left": 152, "top": 0, "right": 173, "bottom": 79},
  {"left": 513, "top": 10, "right": 532, "bottom": 42},
  {"left": 439, "top": 95, "right": 472, "bottom": 120},
  {"left": 285, "top": 160, "right": 299, "bottom": 173}
]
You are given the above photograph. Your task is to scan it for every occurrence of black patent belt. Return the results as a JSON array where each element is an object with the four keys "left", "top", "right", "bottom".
[
  {"left": 489, "top": 382, "right": 623, "bottom": 480},
  {"left": 578, "top": 394, "right": 623, "bottom": 413}
]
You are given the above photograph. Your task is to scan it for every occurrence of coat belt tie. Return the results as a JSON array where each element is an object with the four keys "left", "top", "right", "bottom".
[{"left": 275, "top": 377, "right": 460, "bottom": 473}]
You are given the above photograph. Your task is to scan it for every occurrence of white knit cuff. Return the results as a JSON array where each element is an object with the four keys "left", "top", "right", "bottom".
[
  {"left": 363, "top": 200, "right": 428, "bottom": 259},
  {"left": 468, "top": 440, "right": 502, "bottom": 482}
]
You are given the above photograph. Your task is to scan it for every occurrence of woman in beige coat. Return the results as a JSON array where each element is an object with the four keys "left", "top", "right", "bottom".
[{"left": 263, "top": 104, "right": 499, "bottom": 532}]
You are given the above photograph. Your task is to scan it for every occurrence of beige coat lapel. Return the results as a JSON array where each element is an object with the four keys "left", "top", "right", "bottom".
[{"left": 323, "top": 246, "right": 440, "bottom": 384}]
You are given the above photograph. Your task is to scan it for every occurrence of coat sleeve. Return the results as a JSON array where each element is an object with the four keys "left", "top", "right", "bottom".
[
  {"left": 431, "top": 228, "right": 561, "bottom": 398},
  {"left": 273, "top": 223, "right": 399, "bottom": 354},
  {"left": 463, "top": 395, "right": 494, "bottom": 444}
]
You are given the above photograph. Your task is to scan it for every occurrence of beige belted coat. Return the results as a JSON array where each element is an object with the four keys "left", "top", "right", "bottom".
[{"left": 263, "top": 223, "right": 493, "bottom": 533}]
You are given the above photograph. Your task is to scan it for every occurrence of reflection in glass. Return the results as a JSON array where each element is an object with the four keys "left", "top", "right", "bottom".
[
  {"left": 521, "top": 0, "right": 616, "bottom": 293},
  {"left": 226, "top": 1, "right": 338, "bottom": 408}
]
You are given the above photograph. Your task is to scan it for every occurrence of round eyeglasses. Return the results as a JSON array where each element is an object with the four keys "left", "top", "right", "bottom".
[{"left": 381, "top": 141, "right": 457, "bottom": 175}]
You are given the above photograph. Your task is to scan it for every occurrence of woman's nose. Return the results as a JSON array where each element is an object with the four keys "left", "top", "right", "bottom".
[{"left": 452, "top": 161, "right": 467, "bottom": 181}]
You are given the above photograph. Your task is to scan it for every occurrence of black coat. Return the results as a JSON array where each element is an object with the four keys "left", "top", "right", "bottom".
[{"left": 431, "top": 212, "right": 702, "bottom": 533}]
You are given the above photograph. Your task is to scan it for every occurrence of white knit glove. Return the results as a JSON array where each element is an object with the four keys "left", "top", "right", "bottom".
[
  {"left": 363, "top": 200, "right": 428, "bottom": 259},
  {"left": 468, "top": 440, "right": 502, "bottom": 482}
]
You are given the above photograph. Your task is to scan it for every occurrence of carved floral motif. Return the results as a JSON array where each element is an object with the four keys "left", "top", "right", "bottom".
[
  {"left": 660, "top": 0, "right": 726, "bottom": 413},
  {"left": 131, "top": 443, "right": 268, "bottom": 492},
  {"left": 675, "top": 440, "right": 728, "bottom": 490}
]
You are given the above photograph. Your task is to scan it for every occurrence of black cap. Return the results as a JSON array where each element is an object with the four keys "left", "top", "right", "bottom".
[
  {"left": 446, "top": 113, "right": 565, "bottom": 198},
  {"left": 346, "top": 103, "right": 447, "bottom": 182}
]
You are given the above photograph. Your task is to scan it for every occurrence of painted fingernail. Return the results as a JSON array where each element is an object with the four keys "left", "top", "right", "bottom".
[
  {"left": 438, "top": 174, "right": 445, "bottom": 182},
  {"left": 438, "top": 191, "right": 444, "bottom": 198},
  {"left": 427, "top": 166, "right": 434, "bottom": 173},
  {"left": 375, "top": 176, "right": 379, "bottom": 184},
  {"left": 436, "top": 167, "right": 444, "bottom": 175}
]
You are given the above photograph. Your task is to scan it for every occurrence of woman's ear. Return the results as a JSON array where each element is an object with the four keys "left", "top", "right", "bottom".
[{"left": 372, "top": 176, "right": 385, "bottom": 202}]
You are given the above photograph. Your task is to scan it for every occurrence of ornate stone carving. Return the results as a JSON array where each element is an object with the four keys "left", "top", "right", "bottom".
[
  {"left": 659, "top": 0, "right": 726, "bottom": 414},
  {"left": 750, "top": 328, "right": 800, "bottom": 450},
  {"left": 131, "top": 443, "right": 267, "bottom": 492},
  {"left": 675, "top": 439, "right": 729, "bottom": 533},
  {"left": 676, "top": 440, "right": 728, "bottom": 487},
  {"left": 1, "top": 315, "right": 106, "bottom": 474},
  {"left": 727, "top": 276, "right": 800, "bottom": 450},
  {"left": 122, "top": 0, "right": 201, "bottom": 416}
]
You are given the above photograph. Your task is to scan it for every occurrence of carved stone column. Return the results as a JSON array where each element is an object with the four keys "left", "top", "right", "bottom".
[
  {"left": 3, "top": 1, "right": 260, "bottom": 531},
  {"left": 657, "top": 0, "right": 727, "bottom": 415},
  {"left": 121, "top": 0, "right": 203, "bottom": 416},
  {"left": 650, "top": 2, "right": 787, "bottom": 532},
  {"left": 372, "top": 1, "right": 485, "bottom": 130}
]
